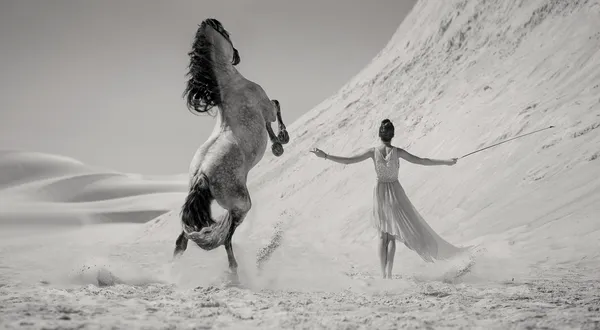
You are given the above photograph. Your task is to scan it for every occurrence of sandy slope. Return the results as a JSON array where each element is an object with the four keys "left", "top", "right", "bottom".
[{"left": 2, "top": 0, "right": 600, "bottom": 329}]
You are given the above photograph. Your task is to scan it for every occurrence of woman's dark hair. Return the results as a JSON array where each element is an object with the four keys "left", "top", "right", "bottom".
[{"left": 379, "top": 119, "right": 395, "bottom": 142}]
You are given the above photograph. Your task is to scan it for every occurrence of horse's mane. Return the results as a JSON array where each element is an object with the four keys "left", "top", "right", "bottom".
[{"left": 183, "top": 19, "right": 240, "bottom": 115}]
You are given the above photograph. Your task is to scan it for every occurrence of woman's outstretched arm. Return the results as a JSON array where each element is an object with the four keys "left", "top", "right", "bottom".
[
  {"left": 396, "top": 148, "right": 457, "bottom": 166},
  {"left": 310, "top": 147, "right": 374, "bottom": 165}
]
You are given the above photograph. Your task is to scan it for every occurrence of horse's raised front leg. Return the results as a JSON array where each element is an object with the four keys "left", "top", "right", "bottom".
[
  {"left": 266, "top": 99, "right": 288, "bottom": 157},
  {"left": 266, "top": 123, "right": 284, "bottom": 157},
  {"left": 274, "top": 101, "right": 289, "bottom": 145}
]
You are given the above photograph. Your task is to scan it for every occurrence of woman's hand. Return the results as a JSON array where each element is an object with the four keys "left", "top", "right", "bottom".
[
  {"left": 445, "top": 158, "right": 458, "bottom": 166},
  {"left": 310, "top": 148, "right": 327, "bottom": 159}
]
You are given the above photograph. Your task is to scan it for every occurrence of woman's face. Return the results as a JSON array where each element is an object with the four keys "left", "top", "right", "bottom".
[{"left": 380, "top": 127, "right": 394, "bottom": 141}]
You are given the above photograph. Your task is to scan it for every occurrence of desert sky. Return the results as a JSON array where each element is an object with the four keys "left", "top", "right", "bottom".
[{"left": 0, "top": 0, "right": 417, "bottom": 174}]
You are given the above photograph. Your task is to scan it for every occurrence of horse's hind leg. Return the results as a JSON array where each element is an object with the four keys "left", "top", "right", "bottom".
[
  {"left": 211, "top": 181, "right": 251, "bottom": 277},
  {"left": 173, "top": 231, "right": 188, "bottom": 259},
  {"left": 223, "top": 209, "right": 248, "bottom": 277}
]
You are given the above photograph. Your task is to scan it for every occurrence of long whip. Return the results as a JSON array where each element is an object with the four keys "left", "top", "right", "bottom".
[{"left": 459, "top": 125, "right": 555, "bottom": 159}]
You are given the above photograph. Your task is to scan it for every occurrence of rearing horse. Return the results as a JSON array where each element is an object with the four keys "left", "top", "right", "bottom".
[{"left": 173, "top": 18, "right": 289, "bottom": 277}]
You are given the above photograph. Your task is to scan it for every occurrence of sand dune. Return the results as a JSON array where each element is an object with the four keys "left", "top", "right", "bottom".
[
  {"left": 1, "top": 0, "right": 600, "bottom": 328},
  {"left": 244, "top": 0, "right": 600, "bottom": 277},
  {"left": 0, "top": 150, "right": 187, "bottom": 226},
  {"left": 0, "top": 150, "right": 89, "bottom": 188}
]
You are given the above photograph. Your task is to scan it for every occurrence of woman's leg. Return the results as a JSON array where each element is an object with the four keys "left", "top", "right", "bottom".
[
  {"left": 386, "top": 233, "right": 396, "bottom": 278},
  {"left": 379, "top": 232, "right": 389, "bottom": 278}
]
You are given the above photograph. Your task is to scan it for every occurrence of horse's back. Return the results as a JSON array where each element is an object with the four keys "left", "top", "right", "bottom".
[
  {"left": 192, "top": 125, "right": 265, "bottom": 177},
  {"left": 191, "top": 132, "right": 253, "bottom": 209}
]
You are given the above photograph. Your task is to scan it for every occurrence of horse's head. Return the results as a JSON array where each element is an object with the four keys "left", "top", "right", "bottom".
[
  {"left": 200, "top": 19, "right": 240, "bottom": 66},
  {"left": 183, "top": 18, "right": 241, "bottom": 114}
]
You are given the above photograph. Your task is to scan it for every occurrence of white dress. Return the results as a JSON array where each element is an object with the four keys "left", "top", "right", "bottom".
[{"left": 372, "top": 147, "right": 468, "bottom": 262}]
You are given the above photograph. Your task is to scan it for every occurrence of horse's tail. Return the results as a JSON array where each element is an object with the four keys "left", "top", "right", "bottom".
[{"left": 180, "top": 173, "right": 230, "bottom": 251}]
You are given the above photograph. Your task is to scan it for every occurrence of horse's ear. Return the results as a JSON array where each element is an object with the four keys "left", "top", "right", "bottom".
[{"left": 232, "top": 48, "right": 240, "bottom": 65}]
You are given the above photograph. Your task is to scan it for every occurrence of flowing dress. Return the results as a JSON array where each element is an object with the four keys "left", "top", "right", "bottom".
[{"left": 372, "top": 147, "right": 468, "bottom": 262}]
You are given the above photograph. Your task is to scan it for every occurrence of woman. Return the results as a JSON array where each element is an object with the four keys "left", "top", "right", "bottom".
[{"left": 310, "top": 119, "right": 468, "bottom": 279}]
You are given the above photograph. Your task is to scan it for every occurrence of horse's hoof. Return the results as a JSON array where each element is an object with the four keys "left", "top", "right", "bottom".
[
  {"left": 278, "top": 130, "right": 289, "bottom": 144},
  {"left": 271, "top": 142, "right": 284, "bottom": 157}
]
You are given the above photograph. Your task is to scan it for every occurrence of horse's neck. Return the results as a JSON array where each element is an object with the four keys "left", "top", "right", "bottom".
[
  {"left": 209, "top": 39, "right": 244, "bottom": 89},
  {"left": 215, "top": 65, "right": 243, "bottom": 85},
  {"left": 210, "top": 62, "right": 262, "bottom": 133},
  {"left": 214, "top": 64, "right": 246, "bottom": 98}
]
